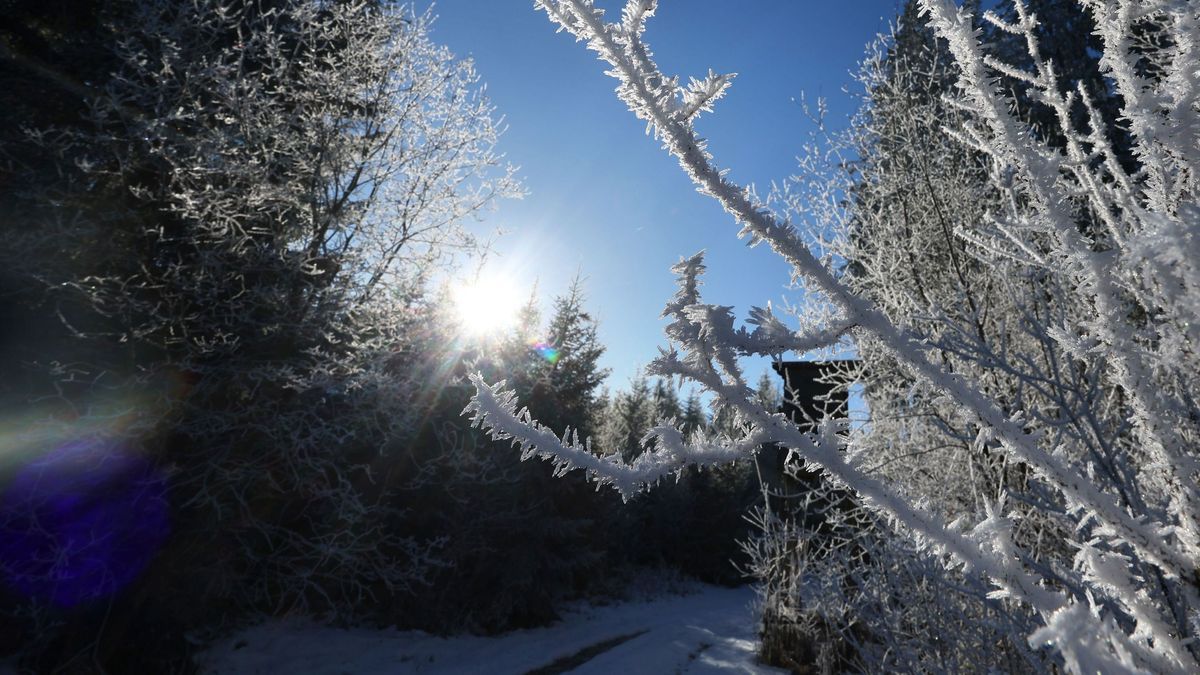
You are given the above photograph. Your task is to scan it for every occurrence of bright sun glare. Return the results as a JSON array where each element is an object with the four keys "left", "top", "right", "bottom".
[{"left": 452, "top": 275, "right": 525, "bottom": 338}]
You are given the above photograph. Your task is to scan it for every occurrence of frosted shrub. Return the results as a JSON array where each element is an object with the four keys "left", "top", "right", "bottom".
[{"left": 744, "top": 482, "right": 1045, "bottom": 672}]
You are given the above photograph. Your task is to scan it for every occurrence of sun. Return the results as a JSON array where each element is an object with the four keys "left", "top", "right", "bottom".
[{"left": 451, "top": 274, "right": 525, "bottom": 338}]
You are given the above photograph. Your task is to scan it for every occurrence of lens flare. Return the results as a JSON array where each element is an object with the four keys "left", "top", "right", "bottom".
[
  {"left": 530, "top": 340, "right": 560, "bottom": 365},
  {"left": 0, "top": 435, "right": 169, "bottom": 607}
]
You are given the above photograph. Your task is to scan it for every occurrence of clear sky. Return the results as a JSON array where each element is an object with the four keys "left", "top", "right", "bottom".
[{"left": 427, "top": 1, "right": 901, "bottom": 390}]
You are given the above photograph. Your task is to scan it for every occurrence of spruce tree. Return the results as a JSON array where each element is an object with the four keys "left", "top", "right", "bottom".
[
  {"left": 601, "top": 374, "right": 653, "bottom": 463},
  {"left": 425, "top": 277, "right": 614, "bottom": 634},
  {"left": 545, "top": 277, "right": 610, "bottom": 437},
  {"left": 681, "top": 390, "right": 707, "bottom": 436},
  {"left": 709, "top": 400, "right": 740, "bottom": 439},
  {"left": 754, "top": 371, "right": 781, "bottom": 413},
  {"left": 651, "top": 378, "right": 682, "bottom": 423}
]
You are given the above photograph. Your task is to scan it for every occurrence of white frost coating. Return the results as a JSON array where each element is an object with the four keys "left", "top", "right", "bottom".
[
  {"left": 923, "top": 0, "right": 1200, "bottom": 569},
  {"left": 463, "top": 374, "right": 750, "bottom": 499},
  {"left": 467, "top": 1, "right": 1200, "bottom": 671}
]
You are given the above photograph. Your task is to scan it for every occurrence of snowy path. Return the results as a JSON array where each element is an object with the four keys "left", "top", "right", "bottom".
[{"left": 200, "top": 585, "right": 786, "bottom": 674}]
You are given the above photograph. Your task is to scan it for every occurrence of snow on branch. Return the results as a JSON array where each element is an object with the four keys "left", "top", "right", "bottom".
[
  {"left": 678, "top": 70, "right": 735, "bottom": 122},
  {"left": 463, "top": 374, "right": 748, "bottom": 500}
]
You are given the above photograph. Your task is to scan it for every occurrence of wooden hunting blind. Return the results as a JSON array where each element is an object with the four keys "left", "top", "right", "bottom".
[
  {"left": 757, "top": 360, "right": 859, "bottom": 512},
  {"left": 771, "top": 360, "right": 856, "bottom": 424}
]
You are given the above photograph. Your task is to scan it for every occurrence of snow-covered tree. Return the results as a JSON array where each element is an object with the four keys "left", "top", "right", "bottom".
[
  {"left": 749, "top": 4, "right": 1064, "bottom": 667},
  {"left": 465, "top": 1, "right": 1200, "bottom": 672},
  {"left": 837, "top": 0, "right": 1068, "bottom": 546},
  {"left": 0, "top": 0, "right": 514, "bottom": 668}
]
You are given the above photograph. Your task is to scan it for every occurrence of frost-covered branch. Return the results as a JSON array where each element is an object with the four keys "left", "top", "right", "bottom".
[
  {"left": 464, "top": 373, "right": 752, "bottom": 499},
  {"left": 466, "top": 1, "right": 1200, "bottom": 670}
]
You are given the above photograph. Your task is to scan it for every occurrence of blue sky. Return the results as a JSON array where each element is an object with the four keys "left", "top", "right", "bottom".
[{"left": 428, "top": 1, "right": 901, "bottom": 389}]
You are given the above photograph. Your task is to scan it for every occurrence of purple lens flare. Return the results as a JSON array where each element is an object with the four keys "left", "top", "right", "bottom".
[{"left": 0, "top": 436, "right": 169, "bottom": 607}]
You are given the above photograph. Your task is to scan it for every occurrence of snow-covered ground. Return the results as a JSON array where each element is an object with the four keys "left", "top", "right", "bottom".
[{"left": 199, "top": 584, "right": 786, "bottom": 674}]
